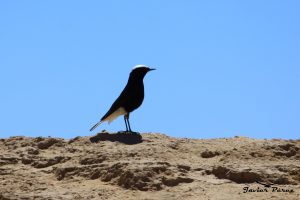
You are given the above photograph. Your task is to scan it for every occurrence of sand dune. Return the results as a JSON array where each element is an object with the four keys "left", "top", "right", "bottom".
[{"left": 0, "top": 132, "right": 299, "bottom": 199}]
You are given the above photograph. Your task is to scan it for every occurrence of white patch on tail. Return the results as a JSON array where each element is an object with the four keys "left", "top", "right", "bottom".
[
  {"left": 90, "top": 107, "right": 127, "bottom": 131},
  {"left": 102, "top": 107, "right": 127, "bottom": 124}
]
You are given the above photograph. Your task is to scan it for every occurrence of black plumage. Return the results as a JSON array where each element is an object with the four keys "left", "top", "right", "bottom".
[{"left": 90, "top": 65, "right": 155, "bottom": 132}]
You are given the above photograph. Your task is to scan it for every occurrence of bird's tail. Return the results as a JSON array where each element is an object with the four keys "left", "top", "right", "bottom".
[{"left": 90, "top": 121, "right": 103, "bottom": 131}]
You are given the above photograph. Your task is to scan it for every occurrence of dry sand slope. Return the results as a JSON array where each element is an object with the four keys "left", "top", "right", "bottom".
[{"left": 0, "top": 132, "right": 299, "bottom": 200}]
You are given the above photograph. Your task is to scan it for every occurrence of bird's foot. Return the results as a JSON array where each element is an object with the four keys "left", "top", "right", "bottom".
[
  {"left": 117, "top": 131, "right": 140, "bottom": 135},
  {"left": 129, "top": 131, "right": 140, "bottom": 135}
]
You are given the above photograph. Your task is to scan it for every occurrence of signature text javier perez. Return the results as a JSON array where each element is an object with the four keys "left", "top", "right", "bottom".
[{"left": 243, "top": 186, "right": 294, "bottom": 193}]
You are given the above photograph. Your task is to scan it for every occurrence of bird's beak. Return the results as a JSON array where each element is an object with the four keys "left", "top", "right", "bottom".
[{"left": 148, "top": 68, "right": 156, "bottom": 71}]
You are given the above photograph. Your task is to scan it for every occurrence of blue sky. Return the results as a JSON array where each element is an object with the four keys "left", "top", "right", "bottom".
[{"left": 1, "top": 1, "right": 299, "bottom": 139}]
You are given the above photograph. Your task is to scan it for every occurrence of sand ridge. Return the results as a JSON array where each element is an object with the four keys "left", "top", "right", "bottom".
[{"left": 0, "top": 132, "right": 299, "bottom": 199}]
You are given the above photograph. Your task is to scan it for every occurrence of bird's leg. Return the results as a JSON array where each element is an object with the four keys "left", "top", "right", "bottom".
[
  {"left": 124, "top": 115, "right": 128, "bottom": 132},
  {"left": 123, "top": 113, "right": 132, "bottom": 133},
  {"left": 126, "top": 114, "right": 132, "bottom": 133}
]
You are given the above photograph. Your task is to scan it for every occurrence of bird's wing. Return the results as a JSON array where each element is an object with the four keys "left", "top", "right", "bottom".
[
  {"left": 90, "top": 94, "right": 126, "bottom": 132},
  {"left": 100, "top": 87, "right": 129, "bottom": 121}
]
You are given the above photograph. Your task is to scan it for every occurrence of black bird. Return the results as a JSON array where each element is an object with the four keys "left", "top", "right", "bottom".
[{"left": 90, "top": 65, "right": 155, "bottom": 132}]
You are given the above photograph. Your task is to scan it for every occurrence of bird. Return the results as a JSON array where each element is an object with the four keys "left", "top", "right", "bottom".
[{"left": 90, "top": 65, "right": 155, "bottom": 132}]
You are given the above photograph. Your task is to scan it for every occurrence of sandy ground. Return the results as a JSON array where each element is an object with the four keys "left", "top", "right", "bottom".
[{"left": 0, "top": 132, "right": 299, "bottom": 200}]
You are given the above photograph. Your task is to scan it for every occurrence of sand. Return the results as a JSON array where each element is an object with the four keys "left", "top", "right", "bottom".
[{"left": 0, "top": 132, "right": 299, "bottom": 200}]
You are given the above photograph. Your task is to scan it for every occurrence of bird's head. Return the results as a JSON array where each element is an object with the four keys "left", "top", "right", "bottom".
[{"left": 130, "top": 65, "right": 156, "bottom": 79}]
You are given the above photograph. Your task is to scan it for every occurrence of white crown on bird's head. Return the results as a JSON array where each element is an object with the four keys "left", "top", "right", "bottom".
[
  {"left": 132, "top": 64, "right": 149, "bottom": 70},
  {"left": 131, "top": 65, "right": 156, "bottom": 72}
]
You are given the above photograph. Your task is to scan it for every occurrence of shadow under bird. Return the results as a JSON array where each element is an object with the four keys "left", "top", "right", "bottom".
[{"left": 90, "top": 65, "right": 155, "bottom": 132}]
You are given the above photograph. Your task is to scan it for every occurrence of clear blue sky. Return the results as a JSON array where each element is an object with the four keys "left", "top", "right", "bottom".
[{"left": 1, "top": 1, "right": 299, "bottom": 139}]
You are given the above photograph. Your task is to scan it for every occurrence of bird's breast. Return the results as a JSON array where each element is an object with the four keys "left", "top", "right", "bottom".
[{"left": 124, "top": 83, "right": 144, "bottom": 112}]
